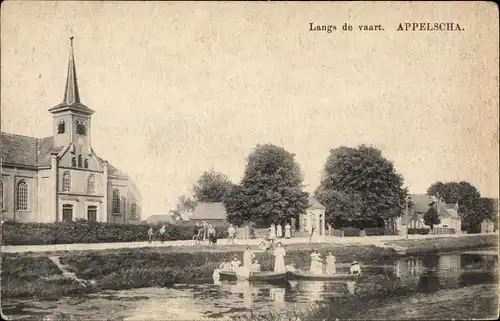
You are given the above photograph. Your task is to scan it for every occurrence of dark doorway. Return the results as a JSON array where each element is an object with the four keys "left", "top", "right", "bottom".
[
  {"left": 62, "top": 204, "right": 73, "bottom": 222},
  {"left": 87, "top": 205, "right": 97, "bottom": 222}
]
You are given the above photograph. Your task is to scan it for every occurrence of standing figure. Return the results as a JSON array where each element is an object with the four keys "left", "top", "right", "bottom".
[
  {"left": 273, "top": 242, "right": 286, "bottom": 273},
  {"left": 269, "top": 224, "right": 276, "bottom": 242},
  {"left": 349, "top": 261, "right": 361, "bottom": 275},
  {"left": 325, "top": 252, "right": 337, "bottom": 274},
  {"left": 159, "top": 225, "right": 166, "bottom": 243},
  {"left": 208, "top": 224, "right": 217, "bottom": 245},
  {"left": 309, "top": 250, "right": 323, "bottom": 274},
  {"left": 227, "top": 224, "right": 236, "bottom": 245},
  {"left": 202, "top": 220, "right": 209, "bottom": 241},
  {"left": 148, "top": 227, "right": 154, "bottom": 243},
  {"left": 251, "top": 260, "right": 261, "bottom": 272},
  {"left": 243, "top": 247, "right": 255, "bottom": 270},
  {"left": 231, "top": 256, "right": 241, "bottom": 271},
  {"left": 284, "top": 223, "right": 291, "bottom": 239},
  {"left": 276, "top": 224, "right": 283, "bottom": 239}
]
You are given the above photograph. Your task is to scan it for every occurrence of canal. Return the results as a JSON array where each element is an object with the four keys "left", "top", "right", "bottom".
[{"left": 2, "top": 250, "right": 498, "bottom": 320}]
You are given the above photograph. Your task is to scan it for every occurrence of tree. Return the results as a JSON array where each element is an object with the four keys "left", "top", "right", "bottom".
[
  {"left": 423, "top": 206, "right": 440, "bottom": 230},
  {"left": 427, "top": 181, "right": 480, "bottom": 204},
  {"left": 193, "top": 170, "right": 233, "bottom": 203},
  {"left": 170, "top": 195, "right": 198, "bottom": 220},
  {"left": 315, "top": 189, "right": 362, "bottom": 228},
  {"left": 315, "top": 145, "right": 407, "bottom": 228},
  {"left": 223, "top": 144, "right": 309, "bottom": 226}
]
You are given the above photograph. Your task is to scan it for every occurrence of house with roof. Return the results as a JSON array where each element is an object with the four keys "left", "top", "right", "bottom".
[
  {"left": 1, "top": 38, "right": 141, "bottom": 224},
  {"left": 146, "top": 214, "right": 179, "bottom": 224},
  {"left": 190, "top": 202, "right": 228, "bottom": 225},
  {"left": 396, "top": 194, "right": 461, "bottom": 233},
  {"left": 298, "top": 197, "right": 326, "bottom": 237}
]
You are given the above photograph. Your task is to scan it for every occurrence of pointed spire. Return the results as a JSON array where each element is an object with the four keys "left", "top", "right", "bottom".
[{"left": 62, "top": 36, "right": 81, "bottom": 105}]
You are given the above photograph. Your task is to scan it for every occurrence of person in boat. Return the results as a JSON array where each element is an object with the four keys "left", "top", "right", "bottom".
[
  {"left": 219, "top": 259, "right": 232, "bottom": 271},
  {"left": 349, "top": 261, "right": 361, "bottom": 275},
  {"left": 243, "top": 247, "right": 255, "bottom": 269},
  {"left": 251, "top": 260, "right": 261, "bottom": 272},
  {"left": 276, "top": 224, "right": 283, "bottom": 239},
  {"left": 259, "top": 238, "right": 271, "bottom": 251},
  {"left": 273, "top": 242, "right": 286, "bottom": 273},
  {"left": 231, "top": 257, "right": 242, "bottom": 271},
  {"left": 285, "top": 261, "right": 297, "bottom": 272},
  {"left": 309, "top": 249, "right": 324, "bottom": 274},
  {"left": 284, "top": 223, "right": 291, "bottom": 239},
  {"left": 325, "top": 252, "right": 337, "bottom": 275}
]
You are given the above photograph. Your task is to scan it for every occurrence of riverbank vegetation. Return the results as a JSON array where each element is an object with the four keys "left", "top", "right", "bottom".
[{"left": 2, "top": 234, "right": 497, "bottom": 300}]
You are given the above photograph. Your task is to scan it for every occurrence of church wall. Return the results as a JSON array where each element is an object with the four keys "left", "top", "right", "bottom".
[
  {"left": 37, "top": 169, "right": 54, "bottom": 223},
  {"left": 107, "top": 177, "right": 128, "bottom": 224},
  {"left": 1, "top": 167, "right": 38, "bottom": 222}
]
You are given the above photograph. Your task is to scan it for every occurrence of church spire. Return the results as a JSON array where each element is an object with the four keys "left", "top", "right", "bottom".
[{"left": 62, "top": 37, "right": 80, "bottom": 104}]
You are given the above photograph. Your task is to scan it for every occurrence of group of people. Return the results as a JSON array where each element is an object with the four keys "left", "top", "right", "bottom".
[
  {"left": 218, "top": 247, "right": 262, "bottom": 272},
  {"left": 147, "top": 225, "right": 166, "bottom": 243},
  {"left": 310, "top": 249, "right": 361, "bottom": 275},
  {"left": 268, "top": 223, "right": 292, "bottom": 240},
  {"left": 194, "top": 221, "right": 218, "bottom": 245}
]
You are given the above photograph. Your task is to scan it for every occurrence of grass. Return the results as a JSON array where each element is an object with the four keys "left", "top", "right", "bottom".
[{"left": 2, "top": 234, "right": 497, "bottom": 300}]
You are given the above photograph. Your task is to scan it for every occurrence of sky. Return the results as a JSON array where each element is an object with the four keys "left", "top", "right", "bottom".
[{"left": 1, "top": 2, "right": 499, "bottom": 217}]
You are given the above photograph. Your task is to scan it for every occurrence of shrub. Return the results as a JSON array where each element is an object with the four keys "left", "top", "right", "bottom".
[
  {"left": 342, "top": 227, "right": 361, "bottom": 236},
  {"left": 1, "top": 221, "right": 229, "bottom": 245},
  {"left": 364, "top": 227, "right": 387, "bottom": 236},
  {"left": 408, "top": 228, "right": 430, "bottom": 235}
]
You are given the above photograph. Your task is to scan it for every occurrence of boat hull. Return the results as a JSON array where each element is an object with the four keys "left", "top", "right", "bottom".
[
  {"left": 217, "top": 270, "right": 288, "bottom": 283},
  {"left": 290, "top": 272, "right": 360, "bottom": 281}
]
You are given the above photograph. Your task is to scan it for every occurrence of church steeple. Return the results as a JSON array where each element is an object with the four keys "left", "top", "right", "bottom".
[
  {"left": 49, "top": 37, "right": 94, "bottom": 114},
  {"left": 63, "top": 37, "right": 80, "bottom": 105}
]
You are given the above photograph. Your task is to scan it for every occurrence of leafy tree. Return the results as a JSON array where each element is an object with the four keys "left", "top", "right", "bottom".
[
  {"left": 315, "top": 189, "right": 362, "bottom": 228},
  {"left": 170, "top": 195, "right": 198, "bottom": 220},
  {"left": 423, "top": 206, "right": 440, "bottom": 230},
  {"left": 315, "top": 145, "right": 407, "bottom": 228},
  {"left": 223, "top": 144, "right": 309, "bottom": 227},
  {"left": 427, "top": 181, "right": 480, "bottom": 204},
  {"left": 193, "top": 170, "right": 233, "bottom": 203}
]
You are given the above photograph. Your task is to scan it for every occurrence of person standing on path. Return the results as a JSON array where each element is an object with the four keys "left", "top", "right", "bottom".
[
  {"left": 273, "top": 242, "right": 286, "bottom": 273},
  {"left": 276, "top": 224, "right": 283, "bottom": 239},
  {"left": 284, "top": 223, "right": 291, "bottom": 239},
  {"left": 269, "top": 224, "right": 276, "bottom": 242},
  {"left": 208, "top": 224, "right": 217, "bottom": 245},
  {"left": 202, "top": 221, "right": 209, "bottom": 241},
  {"left": 148, "top": 227, "right": 154, "bottom": 243},
  {"left": 159, "top": 225, "right": 166, "bottom": 243},
  {"left": 227, "top": 224, "right": 236, "bottom": 245}
]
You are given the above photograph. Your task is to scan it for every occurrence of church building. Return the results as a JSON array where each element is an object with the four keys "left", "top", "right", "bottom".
[{"left": 1, "top": 38, "right": 142, "bottom": 224}]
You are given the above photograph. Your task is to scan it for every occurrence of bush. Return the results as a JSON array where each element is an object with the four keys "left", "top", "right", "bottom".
[
  {"left": 408, "top": 228, "right": 430, "bottom": 235},
  {"left": 1, "top": 221, "right": 229, "bottom": 245},
  {"left": 342, "top": 227, "right": 361, "bottom": 236},
  {"left": 364, "top": 227, "right": 387, "bottom": 236}
]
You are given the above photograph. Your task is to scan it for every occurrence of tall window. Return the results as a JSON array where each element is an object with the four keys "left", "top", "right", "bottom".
[
  {"left": 16, "top": 180, "right": 28, "bottom": 211},
  {"left": 0, "top": 181, "right": 4, "bottom": 211},
  {"left": 76, "top": 120, "right": 86, "bottom": 136},
  {"left": 62, "top": 204, "right": 73, "bottom": 222},
  {"left": 87, "top": 174, "right": 96, "bottom": 194},
  {"left": 84, "top": 159, "right": 89, "bottom": 169},
  {"left": 78, "top": 155, "right": 82, "bottom": 168},
  {"left": 131, "top": 203, "right": 137, "bottom": 219},
  {"left": 58, "top": 120, "right": 65, "bottom": 134},
  {"left": 71, "top": 157, "right": 76, "bottom": 167},
  {"left": 87, "top": 205, "right": 97, "bottom": 222},
  {"left": 112, "top": 189, "right": 120, "bottom": 213},
  {"left": 62, "top": 171, "right": 71, "bottom": 192}
]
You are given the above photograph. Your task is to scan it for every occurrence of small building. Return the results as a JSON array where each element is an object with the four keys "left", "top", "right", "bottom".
[
  {"left": 480, "top": 218, "right": 496, "bottom": 233},
  {"left": 190, "top": 202, "right": 227, "bottom": 225},
  {"left": 299, "top": 197, "right": 326, "bottom": 237}
]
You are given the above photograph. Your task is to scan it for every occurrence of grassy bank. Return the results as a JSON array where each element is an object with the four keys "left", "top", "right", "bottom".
[{"left": 2, "top": 234, "right": 497, "bottom": 300}]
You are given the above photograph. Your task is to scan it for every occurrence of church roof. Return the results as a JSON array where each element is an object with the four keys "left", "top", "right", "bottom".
[{"left": 0, "top": 132, "right": 62, "bottom": 167}]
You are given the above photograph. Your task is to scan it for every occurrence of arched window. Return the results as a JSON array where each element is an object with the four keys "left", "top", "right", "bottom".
[
  {"left": 57, "top": 120, "right": 65, "bottom": 134},
  {"left": 76, "top": 120, "right": 86, "bottom": 136},
  {"left": 131, "top": 203, "right": 137, "bottom": 219},
  {"left": 84, "top": 159, "right": 89, "bottom": 169},
  {"left": 112, "top": 189, "right": 120, "bottom": 213},
  {"left": 71, "top": 157, "right": 76, "bottom": 167},
  {"left": 87, "top": 174, "right": 96, "bottom": 194},
  {"left": 78, "top": 155, "right": 82, "bottom": 168},
  {"left": 16, "top": 180, "right": 28, "bottom": 211},
  {"left": 62, "top": 171, "right": 71, "bottom": 192}
]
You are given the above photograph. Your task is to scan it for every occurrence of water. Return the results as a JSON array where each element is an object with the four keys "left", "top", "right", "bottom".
[{"left": 2, "top": 251, "right": 498, "bottom": 320}]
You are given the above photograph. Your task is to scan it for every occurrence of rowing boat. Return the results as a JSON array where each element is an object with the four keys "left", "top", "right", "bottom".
[
  {"left": 289, "top": 271, "right": 360, "bottom": 281},
  {"left": 235, "top": 269, "right": 288, "bottom": 282}
]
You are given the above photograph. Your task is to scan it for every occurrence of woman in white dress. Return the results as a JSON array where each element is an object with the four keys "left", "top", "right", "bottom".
[
  {"left": 325, "top": 252, "right": 337, "bottom": 275},
  {"left": 243, "top": 247, "right": 255, "bottom": 270},
  {"left": 284, "top": 223, "right": 291, "bottom": 239},
  {"left": 276, "top": 224, "right": 283, "bottom": 239},
  {"left": 273, "top": 242, "right": 286, "bottom": 272},
  {"left": 269, "top": 224, "right": 276, "bottom": 241},
  {"left": 309, "top": 250, "right": 324, "bottom": 274}
]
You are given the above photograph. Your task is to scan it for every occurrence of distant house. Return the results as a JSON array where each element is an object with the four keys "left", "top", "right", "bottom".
[
  {"left": 190, "top": 202, "right": 227, "bottom": 225},
  {"left": 480, "top": 218, "right": 496, "bottom": 233},
  {"left": 298, "top": 197, "right": 326, "bottom": 237},
  {"left": 146, "top": 214, "right": 178, "bottom": 224},
  {"left": 397, "top": 194, "right": 462, "bottom": 233}
]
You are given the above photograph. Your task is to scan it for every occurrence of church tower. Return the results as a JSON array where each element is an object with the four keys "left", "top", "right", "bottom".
[{"left": 49, "top": 37, "right": 94, "bottom": 159}]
